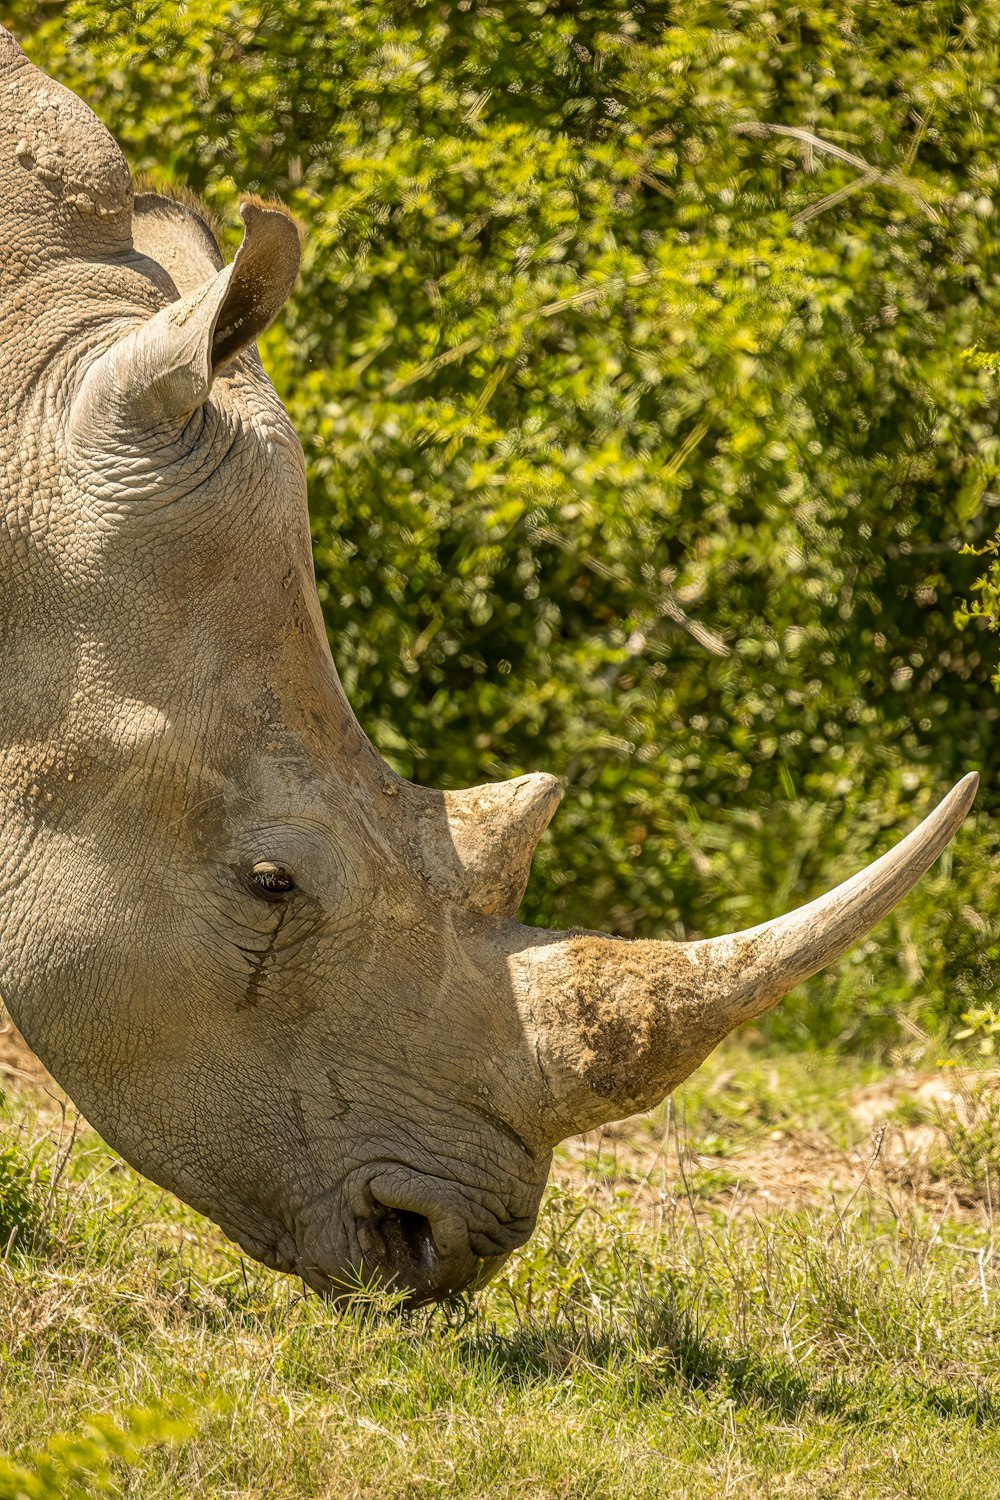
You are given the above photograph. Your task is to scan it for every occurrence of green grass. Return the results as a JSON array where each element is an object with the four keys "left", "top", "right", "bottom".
[{"left": 2, "top": 1045, "right": 999, "bottom": 1498}]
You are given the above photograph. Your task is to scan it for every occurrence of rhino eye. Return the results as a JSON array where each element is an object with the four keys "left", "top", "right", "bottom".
[{"left": 248, "top": 861, "right": 296, "bottom": 900}]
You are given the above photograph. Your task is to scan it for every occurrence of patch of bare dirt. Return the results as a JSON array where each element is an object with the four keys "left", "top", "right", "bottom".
[
  {"left": 556, "top": 1069, "right": 1000, "bottom": 1224},
  {"left": 849, "top": 1066, "right": 993, "bottom": 1131},
  {"left": 849, "top": 1067, "right": 1000, "bottom": 1209},
  {"left": 556, "top": 1117, "right": 867, "bottom": 1218},
  {"left": 0, "top": 1006, "right": 59, "bottom": 1095}
]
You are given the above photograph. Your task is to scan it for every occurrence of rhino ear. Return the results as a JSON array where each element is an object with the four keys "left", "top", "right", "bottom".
[
  {"left": 206, "top": 199, "right": 301, "bottom": 369},
  {"left": 76, "top": 199, "right": 300, "bottom": 433},
  {"left": 132, "top": 188, "right": 226, "bottom": 295}
]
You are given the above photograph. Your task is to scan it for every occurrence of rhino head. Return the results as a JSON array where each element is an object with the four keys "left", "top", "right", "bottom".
[{"left": 0, "top": 28, "right": 977, "bottom": 1302}]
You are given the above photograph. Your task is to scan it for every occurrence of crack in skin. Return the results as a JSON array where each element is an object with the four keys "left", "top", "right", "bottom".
[
  {"left": 237, "top": 901, "right": 291, "bottom": 1010},
  {"left": 464, "top": 1100, "right": 535, "bottom": 1162}
]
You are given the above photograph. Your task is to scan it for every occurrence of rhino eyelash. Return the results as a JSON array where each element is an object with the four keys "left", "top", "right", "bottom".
[{"left": 246, "top": 861, "right": 297, "bottom": 901}]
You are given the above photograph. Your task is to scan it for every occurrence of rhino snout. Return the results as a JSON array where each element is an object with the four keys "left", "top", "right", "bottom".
[{"left": 297, "top": 1163, "right": 538, "bottom": 1306}]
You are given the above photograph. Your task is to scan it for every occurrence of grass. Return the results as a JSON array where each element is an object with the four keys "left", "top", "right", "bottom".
[{"left": 1, "top": 1037, "right": 999, "bottom": 1498}]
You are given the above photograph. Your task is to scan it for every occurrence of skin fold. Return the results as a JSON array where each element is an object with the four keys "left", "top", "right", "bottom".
[{"left": 0, "top": 25, "right": 978, "bottom": 1303}]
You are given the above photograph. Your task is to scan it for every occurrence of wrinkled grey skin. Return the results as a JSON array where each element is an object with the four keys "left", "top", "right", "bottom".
[{"left": 0, "top": 29, "right": 978, "bottom": 1303}]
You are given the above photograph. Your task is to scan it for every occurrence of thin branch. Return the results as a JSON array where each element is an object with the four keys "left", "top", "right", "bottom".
[
  {"left": 792, "top": 168, "right": 879, "bottom": 227},
  {"left": 903, "top": 106, "right": 934, "bottom": 173},
  {"left": 385, "top": 269, "right": 661, "bottom": 396},
  {"left": 733, "top": 120, "right": 941, "bottom": 224},
  {"left": 531, "top": 523, "right": 731, "bottom": 659}
]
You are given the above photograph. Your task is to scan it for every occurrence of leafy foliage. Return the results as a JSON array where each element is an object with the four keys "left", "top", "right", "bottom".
[
  {"left": 0, "top": 1137, "right": 48, "bottom": 1259},
  {"left": 11, "top": 1, "right": 1000, "bottom": 1045},
  {"left": 0, "top": 1407, "right": 196, "bottom": 1500},
  {"left": 954, "top": 1003, "right": 1000, "bottom": 1054}
]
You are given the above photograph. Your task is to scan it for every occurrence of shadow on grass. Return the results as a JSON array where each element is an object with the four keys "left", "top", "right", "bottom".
[
  {"left": 816, "top": 1371, "right": 1000, "bottom": 1429},
  {"left": 455, "top": 1298, "right": 813, "bottom": 1419},
  {"left": 454, "top": 1298, "right": 1000, "bottom": 1431}
]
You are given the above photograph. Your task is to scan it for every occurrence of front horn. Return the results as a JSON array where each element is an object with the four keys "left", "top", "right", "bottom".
[{"left": 511, "top": 772, "right": 979, "bottom": 1137}]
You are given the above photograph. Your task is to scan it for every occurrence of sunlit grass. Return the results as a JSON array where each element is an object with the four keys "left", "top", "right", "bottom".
[{"left": 2, "top": 1044, "right": 1000, "bottom": 1498}]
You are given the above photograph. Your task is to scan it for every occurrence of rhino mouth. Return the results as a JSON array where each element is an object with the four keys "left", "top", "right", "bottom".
[
  {"left": 364, "top": 1198, "right": 438, "bottom": 1288},
  {"left": 369, "top": 1201, "right": 434, "bottom": 1258},
  {"left": 294, "top": 1163, "right": 537, "bottom": 1306}
]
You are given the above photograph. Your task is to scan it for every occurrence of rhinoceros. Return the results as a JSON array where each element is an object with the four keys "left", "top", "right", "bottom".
[{"left": 0, "top": 26, "right": 978, "bottom": 1303}]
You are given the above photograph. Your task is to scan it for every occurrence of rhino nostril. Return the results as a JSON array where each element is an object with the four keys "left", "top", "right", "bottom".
[
  {"left": 362, "top": 1174, "right": 486, "bottom": 1301},
  {"left": 370, "top": 1197, "right": 437, "bottom": 1278}
]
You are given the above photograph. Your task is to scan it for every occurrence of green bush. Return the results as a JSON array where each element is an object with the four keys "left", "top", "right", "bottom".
[
  {"left": 10, "top": 1, "right": 1000, "bottom": 1047},
  {"left": 0, "top": 1136, "right": 48, "bottom": 1259}
]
